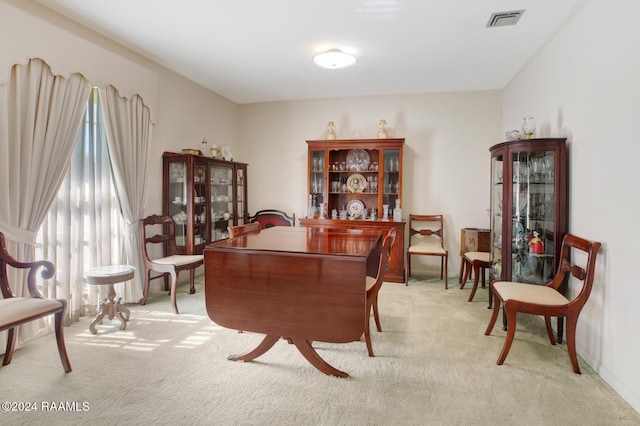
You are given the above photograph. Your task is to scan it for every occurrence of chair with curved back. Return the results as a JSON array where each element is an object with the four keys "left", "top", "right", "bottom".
[
  {"left": 485, "top": 233, "right": 601, "bottom": 374},
  {"left": 248, "top": 209, "right": 295, "bottom": 229},
  {"left": 364, "top": 228, "right": 396, "bottom": 357},
  {"left": 0, "top": 232, "right": 71, "bottom": 372},
  {"left": 140, "top": 214, "right": 203, "bottom": 314},
  {"left": 406, "top": 214, "right": 449, "bottom": 288}
]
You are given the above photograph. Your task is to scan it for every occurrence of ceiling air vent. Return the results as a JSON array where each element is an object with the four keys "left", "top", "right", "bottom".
[{"left": 486, "top": 10, "right": 525, "bottom": 27}]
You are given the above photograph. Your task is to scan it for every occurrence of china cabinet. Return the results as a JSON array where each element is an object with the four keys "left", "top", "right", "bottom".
[
  {"left": 299, "top": 138, "right": 405, "bottom": 282},
  {"left": 163, "top": 152, "right": 248, "bottom": 254},
  {"left": 489, "top": 138, "right": 567, "bottom": 299}
]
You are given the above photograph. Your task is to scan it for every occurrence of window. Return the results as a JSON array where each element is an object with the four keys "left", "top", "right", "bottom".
[{"left": 36, "top": 87, "right": 124, "bottom": 322}]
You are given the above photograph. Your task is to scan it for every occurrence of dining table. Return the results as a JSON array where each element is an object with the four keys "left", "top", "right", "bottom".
[{"left": 203, "top": 226, "right": 383, "bottom": 378}]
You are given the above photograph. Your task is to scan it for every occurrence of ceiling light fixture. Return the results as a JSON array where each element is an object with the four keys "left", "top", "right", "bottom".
[{"left": 312, "top": 49, "right": 356, "bottom": 69}]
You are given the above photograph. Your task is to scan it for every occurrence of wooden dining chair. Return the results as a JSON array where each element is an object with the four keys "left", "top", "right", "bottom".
[
  {"left": 406, "top": 214, "right": 448, "bottom": 288},
  {"left": 364, "top": 228, "right": 396, "bottom": 357},
  {"left": 228, "top": 222, "right": 261, "bottom": 238},
  {"left": 0, "top": 232, "right": 72, "bottom": 372},
  {"left": 140, "top": 214, "right": 204, "bottom": 314},
  {"left": 248, "top": 209, "right": 296, "bottom": 228},
  {"left": 485, "top": 234, "right": 601, "bottom": 374},
  {"left": 459, "top": 251, "right": 491, "bottom": 302}
]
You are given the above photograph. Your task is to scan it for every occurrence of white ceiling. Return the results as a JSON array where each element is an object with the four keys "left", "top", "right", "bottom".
[{"left": 36, "top": 0, "right": 585, "bottom": 104}]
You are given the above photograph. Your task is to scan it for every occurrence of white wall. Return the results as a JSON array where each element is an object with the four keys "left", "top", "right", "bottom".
[
  {"left": 503, "top": 0, "right": 640, "bottom": 412},
  {"left": 239, "top": 91, "right": 502, "bottom": 275}
]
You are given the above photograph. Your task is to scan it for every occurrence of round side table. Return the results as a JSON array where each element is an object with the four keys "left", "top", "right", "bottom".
[{"left": 84, "top": 265, "right": 135, "bottom": 334}]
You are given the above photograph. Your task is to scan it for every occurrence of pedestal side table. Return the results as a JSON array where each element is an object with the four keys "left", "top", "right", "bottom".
[{"left": 84, "top": 265, "right": 135, "bottom": 334}]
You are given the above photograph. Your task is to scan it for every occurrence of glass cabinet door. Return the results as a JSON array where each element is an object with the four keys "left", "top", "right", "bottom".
[
  {"left": 383, "top": 148, "right": 401, "bottom": 219},
  {"left": 210, "top": 162, "right": 234, "bottom": 241},
  {"left": 308, "top": 150, "right": 325, "bottom": 218},
  {"left": 490, "top": 154, "right": 504, "bottom": 281},
  {"left": 510, "top": 149, "right": 556, "bottom": 284},
  {"left": 236, "top": 165, "right": 247, "bottom": 226},
  {"left": 193, "top": 161, "right": 208, "bottom": 248},
  {"left": 167, "top": 160, "right": 187, "bottom": 249}
]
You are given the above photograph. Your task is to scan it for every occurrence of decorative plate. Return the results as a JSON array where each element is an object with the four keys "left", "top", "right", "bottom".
[
  {"left": 346, "top": 149, "right": 370, "bottom": 171},
  {"left": 346, "top": 173, "right": 367, "bottom": 193},
  {"left": 347, "top": 199, "right": 365, "bottom": 218},
  {"left": 221, "top": 144, "right": 233, "bottom": 161}
]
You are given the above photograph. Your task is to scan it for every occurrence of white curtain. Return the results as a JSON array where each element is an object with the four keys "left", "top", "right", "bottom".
[
  {"left": 100, "top": 84, "right": 152, "bottom": 302},
  {"left": 0, "top": 58, "right": 90, "bottom": 339},
  {"left": 37, "top": 87, "right": 125, "bottom": 322}
]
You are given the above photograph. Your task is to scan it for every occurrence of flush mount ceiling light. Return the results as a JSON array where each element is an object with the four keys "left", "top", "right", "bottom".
[{"left": 312, "top": 49, "right": 356, "bottom": 69}]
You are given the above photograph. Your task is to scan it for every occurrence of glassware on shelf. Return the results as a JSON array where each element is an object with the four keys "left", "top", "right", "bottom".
[
  {"left": 393, "top": 199, "right": 402, "bottom": 222},
  {"left": 382, "top": 204, "right": 389, "bottom": 221}
]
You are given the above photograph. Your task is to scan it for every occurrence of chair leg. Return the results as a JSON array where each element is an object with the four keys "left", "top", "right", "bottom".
[
  {"left": 484, "top": 294, "right": 501, "bottom": 336},
  {"left": 2, "top": 327, "right": 17, "bottom": 366},
  {"left": 54, "top": 307, "right": 72, "bottom": 373},
  {"left": 458, "top": 256, "right": 465, "bottom": 285},
  {"left": 163, "top": 274, "right": 170, "bottom": 291},
  {"left": 169, "top": 270, "right": 179, "bottom": 314},
  {"left": 468, "top": 261, "right": 481, "bottom": 302},
  {"left": 365, "top": 301, "right": 375, "bottom": 357},
  {"left": 444, "top": 255, "right": 448, "bottom": 289},
  {"left": 544, "top": 316, "right": 557, "bottom": 345},
  {"left": 565, "top": 315, "right": 581, "bottom": 374},
  {"left": 140, "top": 270, "right": 151, "bottom": 305},
  {"left": 460, "top": 258, "right": 471, "bottom": 289},
  {"left": 372, "top": 297, "right": 382, "bottom": 332},
  {"left": 496, "top": 302, "right": 518, "bottom": 366},
  {"left": 189, "top": 269, "right": 196, "bottom": 294},
  {"left": 405, "top": 253, "right": 411, "bottom": 286}
]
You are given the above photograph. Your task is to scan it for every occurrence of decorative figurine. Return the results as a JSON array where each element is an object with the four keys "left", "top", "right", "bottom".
[
  {"left": 529, "top": 230, "right": 544, "bottom": 254},
  {"left": 326, "top": 121, "right": 336, "bottom": 140},
  {"left": 377, "top": 119, "right": 388, "bottom": 138}
]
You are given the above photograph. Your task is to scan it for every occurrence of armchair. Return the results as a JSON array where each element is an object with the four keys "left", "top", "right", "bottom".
[{"left": 0, "top": 232, "right": 71, "bottom": 372}]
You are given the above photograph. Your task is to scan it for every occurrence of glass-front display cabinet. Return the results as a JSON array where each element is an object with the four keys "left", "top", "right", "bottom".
[
  {"left": 299, "top": 138, "right": 406, "bottom": 283},
  {"left": 163, "top": 152, "right": 248, "bottom": 254},
  {"left": 489, "top": 138, "right": 567, "bottom": 289}
]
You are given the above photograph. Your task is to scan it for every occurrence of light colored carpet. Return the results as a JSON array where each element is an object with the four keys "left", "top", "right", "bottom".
[{"left": 1, "top": 276, "right": 638, "bottom": 426}]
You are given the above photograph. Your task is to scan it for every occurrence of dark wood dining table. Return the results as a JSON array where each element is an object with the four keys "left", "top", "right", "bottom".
[{"left": 203, "top": 226, "right": 383, "bottom": 378}]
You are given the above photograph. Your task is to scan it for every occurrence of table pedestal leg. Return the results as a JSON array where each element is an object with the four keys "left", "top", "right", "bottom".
[
  {"left": 89, "top": 284, "right": 129, "bottom": 334},
  {"left": 228, "top": 334, "right": 279, "bottom": 361},
  {"left": 291, "top": 338, "right": 349, "bottom": 378},
  {"left": 228, "top": 334, "right": 349, "bottom": 378}
]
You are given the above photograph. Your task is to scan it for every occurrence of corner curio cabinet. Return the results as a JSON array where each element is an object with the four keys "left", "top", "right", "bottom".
[
  {"left": 163, "top": 152, "right": 248, "bottom": 254},
  {"left": 299, "top": 138, "right": 406, "bottom": 283},
  {"left": 489, "top": 138, "right": 567, "bottom": 289}
]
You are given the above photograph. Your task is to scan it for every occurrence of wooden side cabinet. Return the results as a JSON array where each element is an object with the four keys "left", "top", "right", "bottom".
[{"left": 460, "top": 228, "right": 490, "bottom": 256}]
